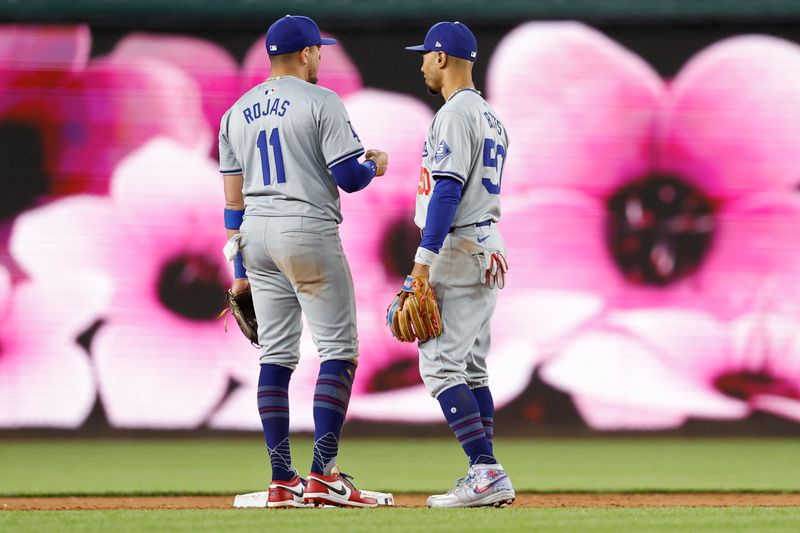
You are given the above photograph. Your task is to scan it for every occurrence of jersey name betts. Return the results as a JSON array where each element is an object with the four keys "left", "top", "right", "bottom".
[{"left": 415, "top": 89, "right": 509, "bottom": 230}]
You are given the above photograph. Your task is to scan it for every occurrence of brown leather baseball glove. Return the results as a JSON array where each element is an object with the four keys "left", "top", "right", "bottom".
[
  {"left": 387, "top": 275, "right": 443, "bottom": 343},
  {"left": 220, "top": 288, "right": 259, "bottom": 346}
]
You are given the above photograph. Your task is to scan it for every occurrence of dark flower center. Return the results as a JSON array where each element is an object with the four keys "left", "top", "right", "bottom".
[
  {"left": 713, "top": 370, "right": 800, "bottom": 401},
  {"left": 157, "top": 253, "right": 227, "bottom": 321},
  {"left": 605, "top": 174, "right": 715, "bottom": 286},
  {"left": 380, "top": 216, "right": 418, "bottom": 279},
  {"left": 0, "top": 121, "right": 48, "bottom": 220},
  {"left": 366, "top": 353, "right": 423, "bottom": 392}
]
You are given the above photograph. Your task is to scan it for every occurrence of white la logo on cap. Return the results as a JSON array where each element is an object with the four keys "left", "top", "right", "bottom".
[
  {"left": 269, "top": 45, "right": 278, "bottom": 51},
  {"left": 435, "top": 41, "right": 442, "bottom": 47}
]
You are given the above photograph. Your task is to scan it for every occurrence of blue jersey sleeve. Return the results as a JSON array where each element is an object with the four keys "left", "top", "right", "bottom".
[
  {"left": 331, "top": 155, "right": 377, "bottom": 193},
  {"left": 420, "top": 177, "right": 463, "bottom": 253}
]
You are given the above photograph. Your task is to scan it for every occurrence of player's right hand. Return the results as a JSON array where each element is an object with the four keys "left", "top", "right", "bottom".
[{"left": 365, "top": 149, "right": 389, "bottom": 176}]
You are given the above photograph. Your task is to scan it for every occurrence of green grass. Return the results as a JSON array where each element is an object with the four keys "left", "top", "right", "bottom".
[
  {"left": 1, "top": 437, "right": 798, "bottom": 496},
  {"left": 1, "top": 508, "right": 799, "bottom": 533}
]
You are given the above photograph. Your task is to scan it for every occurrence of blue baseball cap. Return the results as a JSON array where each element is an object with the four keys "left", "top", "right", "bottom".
[
  {"left": 266, "top": 15, "right": 337, "bottom": 56},
  {"left": 405, "top": 21, "right": 478, "bottom": 62}
]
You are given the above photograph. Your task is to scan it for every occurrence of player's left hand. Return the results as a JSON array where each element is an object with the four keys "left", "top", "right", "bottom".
[
  {"left": 220, "top": 281, "right": 259, "bottom": 347},
  {"left": 387, "top": 275, "right": 443, "bottom": 343},
  {"left": 231, "top": 277, "right": 250, "bottom": 295},
  {"left": 365, "top": 149, "right": 389, "bottom": 176},
  {"left": 474, "top": 250, "right": 508, "bottom": 289}
]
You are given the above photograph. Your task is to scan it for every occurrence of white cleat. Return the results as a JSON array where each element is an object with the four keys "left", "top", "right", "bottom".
[{"left": 427, "top": 464, "right": 515, "bottom": 508}]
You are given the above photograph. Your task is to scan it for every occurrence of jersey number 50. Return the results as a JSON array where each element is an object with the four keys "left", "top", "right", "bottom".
[
  {"left": 482, "top": 138, "right": 506, "bottom": 195},
  {"left": 256, "top": 128, "right": 286, "bottom": 185}
]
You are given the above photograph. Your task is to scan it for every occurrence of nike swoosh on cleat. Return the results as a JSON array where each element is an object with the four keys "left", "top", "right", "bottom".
[
  {"left": 272, "top": 485, "right": 304, "bottom": 498},
  {"left": 477, "top": 235, "right": 489, "bottom": 243},
  {"left": 315, "top": 479, "right": 349, "bottom": 496},
  {"left": 473, "top": 474, "right": 508, "bottom": 494}
]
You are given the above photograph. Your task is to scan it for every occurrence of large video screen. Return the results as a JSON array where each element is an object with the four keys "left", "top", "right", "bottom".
[{"left": 1, "top": 22, "right": 799, "bottom": 431}]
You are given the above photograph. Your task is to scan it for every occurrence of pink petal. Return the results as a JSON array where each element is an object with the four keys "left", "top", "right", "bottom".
[
  {"left": 571, "top": 396, "right": 688, "bottom": 430},
  {"left": 0, "top": 24, "right": 90, "bottom": 87},
  {"left": 698, "top": 194, "right": 800, "bottom": 318},
  {"left": 751, "top": 396, "right": 800, "bottom": 422},
  {"left": 661, "top": 36, "right": 800, "bottom": 200},
  {"left": 93, "top": 321, "right": 231, "bottom": 429},
  {"left": 500, "top": 190, "right": 614, "bottom": 295},
  {"left": 240, "top": 37, "right": 271, "bottom": 91},
  {"left": 10, "top": 195, "right": 118, "bottom": 278},
  {"left": 240, "top": 32, "right": 363, "bottom": 97},
  {"left": 541, "top": 325, "right": 749, "bottom": 424},
  {"left": 0, "top": 265, "right": 9, "bottom": 305},
  {"left": 493, "top": 290, "right": 602, "bottom": 362},
  {"left": 608, "top": 309, "right": 734, "bottom": 383},
  {"left": 52, "top": 57, "right": 211, "bottom": 195},
  {"left": 0, "top": 277, "right": 105, "bottom": 427},
  {"left": 487, "top": 22, "right": 663, "bottom": 198},
  {"left": 110, "top": 34, "right": 240, "bottom": 138},
  {"left": 731, "top": 313, "right": 800, "bottom": 388}
]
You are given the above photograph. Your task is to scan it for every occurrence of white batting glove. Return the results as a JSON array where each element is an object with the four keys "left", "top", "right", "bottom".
[{"left": 474, "top": 250, "right": 509, "bottom": 289}]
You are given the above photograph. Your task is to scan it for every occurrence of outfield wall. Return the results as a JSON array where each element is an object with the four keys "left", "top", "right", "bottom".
[{"left": 1, "top": 2, "right": 800, "bottom": 433}]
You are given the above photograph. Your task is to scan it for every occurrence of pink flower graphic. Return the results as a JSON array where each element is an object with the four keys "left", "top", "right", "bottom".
[
  {"left": 488, "top": 23, "right": 800, "bottom": 315},
  {"left": 0, "top": 24, "right": 209, "bottom": 208},
  {"left": 542, "top": 306, "right": 800, "bottom": 429},
  {"left": 11, "top": 139, "right": 244, "bottom": 428},
  {"left": 486, "top": 22, "right": 800, "bottom": 428},
  {"left": 0, "top": 265, "right": 110, "bottom": 427}
]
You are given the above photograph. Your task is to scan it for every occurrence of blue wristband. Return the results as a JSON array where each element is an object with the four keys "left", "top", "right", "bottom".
[
  {"left": 224, "top": 208, "right": 245, "bottom": 230},
  {"left": 233, "top": 252, "right": 247, "bottom": 279},
  {"left": 364, "top": 159, "right": 378, "bottom": 178}
]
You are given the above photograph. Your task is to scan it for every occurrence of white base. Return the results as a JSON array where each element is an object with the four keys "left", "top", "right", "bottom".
[{"left": 233, "top": 490, "right": 395, "bottom": 508}]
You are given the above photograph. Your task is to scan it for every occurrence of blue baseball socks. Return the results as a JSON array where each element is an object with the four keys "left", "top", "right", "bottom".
[
  {"left": 471, "top": 386, "right": 495, "bottom": 454},
  {"left": 310, "top": 359, "right": 356, "bottom": 475},
  {"left": 257, "top": 363, "right": 295, "bottom": 482},
  {"left": 437, "top": 384, "right": 497, "bottom": 465}
]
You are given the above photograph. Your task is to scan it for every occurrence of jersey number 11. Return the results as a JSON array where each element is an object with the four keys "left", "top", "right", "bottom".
[{"left": 256, "top": 128, "right": 286, "bottom": 185}]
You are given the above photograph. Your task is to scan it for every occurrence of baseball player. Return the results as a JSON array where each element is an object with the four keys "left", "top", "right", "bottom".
[
  {"left": 398, "top": 21, "right": 514, "bottom": 507},
  {"left": 219, "top": 15, "right": 388, "bottom": 508}
]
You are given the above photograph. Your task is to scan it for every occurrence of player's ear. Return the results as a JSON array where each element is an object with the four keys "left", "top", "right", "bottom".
[
  {"left": 437, "top": 52, "right": 447, "bottom": 69},
  {"left": 299, "top": 47, "right": 310, "bottom": 66}
]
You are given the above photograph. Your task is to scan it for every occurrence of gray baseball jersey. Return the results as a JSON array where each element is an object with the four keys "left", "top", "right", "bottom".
[
  {"left": 219, "top": 76, "right": 364, "bottom": 364},
  {"left": 413, "top": 89, "right": 510, "bottom": 398},
  {"left": 414, "top": 89, "right": 508, "bottom": 230},
  {"left": 219, "top": 76, "right": 364, "bottom": 223}
]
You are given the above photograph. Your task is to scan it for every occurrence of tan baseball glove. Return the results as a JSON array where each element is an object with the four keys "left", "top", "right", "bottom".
[{"left": 387, "top": 275, "right": 443, "bottom": 343}]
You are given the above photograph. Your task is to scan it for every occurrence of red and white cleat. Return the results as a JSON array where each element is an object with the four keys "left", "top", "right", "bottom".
[
  {"left": 268, "top": 475, "right": 308, "bottom": 508},
  {"left": 304, "top": 472, "right": 378, "bottom": 508}
]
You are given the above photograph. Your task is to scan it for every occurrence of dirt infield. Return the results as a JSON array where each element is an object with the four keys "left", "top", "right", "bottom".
[{"left": 3, "top": 493, "right": 800, "bottom": 510}]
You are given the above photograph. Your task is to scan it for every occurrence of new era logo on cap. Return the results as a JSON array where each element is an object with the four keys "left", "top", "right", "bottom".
[
  {"left": 435, "top": 41, "right": 442, "bottom": 47},
  {"left": 470, "top": 51, "right": 477, "bottom": 58},
  {"left": 269, "top": 45, "right": 278, "bottom": 51}
]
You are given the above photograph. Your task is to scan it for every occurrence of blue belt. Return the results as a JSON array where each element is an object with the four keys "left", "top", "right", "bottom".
[{"left": 448, "top": 220, "right": 493, "bottom": 234}]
